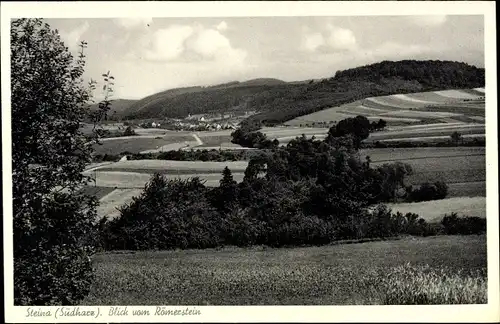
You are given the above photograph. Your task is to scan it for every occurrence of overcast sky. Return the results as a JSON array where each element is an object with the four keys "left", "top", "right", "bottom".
[{"left": 44, "top": 15, "right": 484, "bottom": 100}]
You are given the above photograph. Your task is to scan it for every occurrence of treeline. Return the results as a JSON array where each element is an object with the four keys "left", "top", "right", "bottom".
[
  {"left": 97, "top": 118, "right": 484, "bottom": 251},
  {"left": 230, "top": 123, "right": 279, "bottom": 149},
  {"left": 95, "top": 126, "right": 136, "bottom": 139},
  {"left": 92, "top": 148, "right": 261, "bottom": 163},
  {"left": 333, "top": 60, "right": 485, "bottom": 88},
  {"left": 232, "top": 116, "right": 386, "bottom": 149}
]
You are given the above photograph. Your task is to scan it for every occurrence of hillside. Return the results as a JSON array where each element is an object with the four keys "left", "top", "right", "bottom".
[
  {"left": 119, "top": 60, "right": 484, "bottom": 124},
  {"left": 123, "top": 78, "right": 288, "bottom": 119},
  {"left": 244, "top": 60, "right": 485, "bottom": 126},
  {"left": 88, "top": 99, "right": 137, "bottom": 120}
]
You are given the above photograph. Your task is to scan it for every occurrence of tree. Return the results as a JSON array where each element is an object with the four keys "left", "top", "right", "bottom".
[
  {"left": 326, "top": 115, "right": 371, "bottom": 148},
  {"left": 450, "top": 131, "right": 463, "bottom": 145},
  {"left": 215, "top": 167, "right": 239, "bottom": 214},
  {"left": 11, "top": 18, "right": 110, "bottom": 305}
]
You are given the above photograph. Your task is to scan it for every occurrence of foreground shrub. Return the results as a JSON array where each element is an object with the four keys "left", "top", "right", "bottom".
[
  {"left": 15, "top": 193, "right": 99, "bottom": 305},
  {"left": 441, "top": 213, "right": 486, "bottom": 235},
  {"left": 381, "top": 263, "right": 487, "bottom": 304},
  {"left": 101, "top": 175, "right": 223, "bottom": 250},
  {"left": 407, "top": 181, "right": 448, "bottom": 202}
]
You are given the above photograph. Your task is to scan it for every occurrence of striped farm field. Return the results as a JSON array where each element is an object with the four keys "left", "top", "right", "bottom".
[
  {"left": 415, "top": 104, "right": 485, "bottom": 117},
  {"left": 367, "top": 125, "right": 485, "bottom": 142},
  {"left": 379, "top": 110, "right": 461, "bottom": 118},
  {"left": 434, "top": 89, "right": 483, "bottom": 100},
  {"left": 275, "top": 122, "right": 484, "bottom": 145},
  {"left": 360, "top": 147, "right": 485, "bottom": 162},
  {"left": 390, "top": 94, "right": 440, "bottom": 105},
  {"left": 285, "top": 88, "right": 485, "bottom": 128}
]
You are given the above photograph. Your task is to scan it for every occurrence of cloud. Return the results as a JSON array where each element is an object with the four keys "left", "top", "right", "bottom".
[
  {"left": 302, "top": 32, "right": 325, "bottom": 52},
  {"left": 326, "top": 25, "right": 357, "bottom": 51},
  {"left": 143, "top": 25, "right": 194, "bottom": 61},
  {"left": 135, "top": 23, "right": 247, "bottom": 65},
  {"left": 408, "top": 15, "right": 447, "bottom": 27},
  {"left": 114, "top": 18, "right": 153, "bottom": 29},
  {"left": 216, "top": 21, "right": 228, "bottom": 31},
  {"left": 186, "top": 28, "right": 247, "bottom": 63},
  {"left": 301, "top": 24, "right": 357, "bottom": 53},
  {"left": 59, "top": 21, "right": 90, "bottom": 52}
]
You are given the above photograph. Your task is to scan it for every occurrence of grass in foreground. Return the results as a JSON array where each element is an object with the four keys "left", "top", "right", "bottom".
[
  {"left": 380, "top": 263, "right": 486, "bottom": 304},
  {"left": 83, "top": 235, "right": 486, "bottom": 305}
]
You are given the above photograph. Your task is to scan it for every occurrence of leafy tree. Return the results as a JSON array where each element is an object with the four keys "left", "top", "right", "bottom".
[
  {"left": 11, "top": 18, "right": 110, "bottom": 305},
  {"left": 377, "top": 119, "right": 387, "bottom": 130},
  {"left": 326, "top": 115, "right": 371, "bottom": 148}
]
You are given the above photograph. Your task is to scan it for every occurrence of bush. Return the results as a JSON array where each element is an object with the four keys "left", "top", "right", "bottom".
[
  {"left": 15, "top": 192, "right": 99, "bottom": 305},
  {"left": 100, "top": 174, "right": 223, "bottom": 250},
  {"left": 407, "top": 181, "right": 448, "bottom": 202},
  {"left": 441, "top": 213, "right": 486, "bottom": 235},
  {"left": 123, "top": 126, "right": 136, "bottom": 136}
]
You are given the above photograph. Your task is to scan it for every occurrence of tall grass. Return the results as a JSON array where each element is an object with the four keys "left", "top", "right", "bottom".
[{"left": 380, "top": 263, "right": 487, "bottom": 304}]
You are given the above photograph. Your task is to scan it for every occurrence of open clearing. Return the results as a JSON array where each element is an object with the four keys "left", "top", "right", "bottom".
[
  {"left": 384, "top": 197, "right": 486, "bottom": 223},
  {"left": 82, "top": 235, "right": 486, "bottom": 305}
]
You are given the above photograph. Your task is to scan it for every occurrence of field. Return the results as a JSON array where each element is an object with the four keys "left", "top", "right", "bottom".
[
  {"left": 83, "top": 88, "right": 486, "bottom": 222},
  {"left": 272, "top": 123, "right": 485, "bottom": 145},
  {"left": 93, "top": 134, "right": 195, "bottom": 155},
  {"left": 384, "top": 197, "right": 486, "bottom": 222},
  {"left": 284, "top": 88, "right": 485, "bottom": 128},
  {"left": 82, "top": 235, "right": 486, "bottom": 305},
  {"left": 89, "top": 87, "right": 486, "bottom": 154},
  {"left": 84, "top": 146, "right": 486, "bottom": 220}
]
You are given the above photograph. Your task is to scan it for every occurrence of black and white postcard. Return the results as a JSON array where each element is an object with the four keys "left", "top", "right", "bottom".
[{"left": 2, "top": 1, "right": 498, "bottom": 323}]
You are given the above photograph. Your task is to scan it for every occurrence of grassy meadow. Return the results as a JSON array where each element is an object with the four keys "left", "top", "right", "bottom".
[
  {"left": 93, "top": 135, "right": 195, "bottom": 155},
  {"left": 83, "top": 235, "right": 486, "bottom": 305}
]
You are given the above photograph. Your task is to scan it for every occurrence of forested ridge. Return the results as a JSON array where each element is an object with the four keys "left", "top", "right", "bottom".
[{"left": 120, "top": 60, "right": 484, "bottom": 125}]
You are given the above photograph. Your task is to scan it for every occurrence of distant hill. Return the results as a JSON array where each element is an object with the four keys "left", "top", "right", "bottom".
[
  {"left": 118, "top": 60, "right": 484, "bottom": 125},
  {"left": 88, "top": 99, "right": 137, "bottom": 120},
  {"left": 243, "top": 60, "right": 485, "bottom": 126},
  {"left": 122, "top": 78, "right": 288, "bottom": 119}
]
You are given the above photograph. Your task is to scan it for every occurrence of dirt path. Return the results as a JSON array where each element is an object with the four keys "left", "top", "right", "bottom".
[{"left": 192, "top": 133, "right": 203, "bottom": 146}]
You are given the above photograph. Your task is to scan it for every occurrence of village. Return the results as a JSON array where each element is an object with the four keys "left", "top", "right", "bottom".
[{"left": 132, "top": 111, "right": 255, "bottom": 132}]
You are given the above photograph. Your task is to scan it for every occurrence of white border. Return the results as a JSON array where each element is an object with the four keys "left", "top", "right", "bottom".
[{"left": 2, "top": 1, "right": 498, "bottom": 323}]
